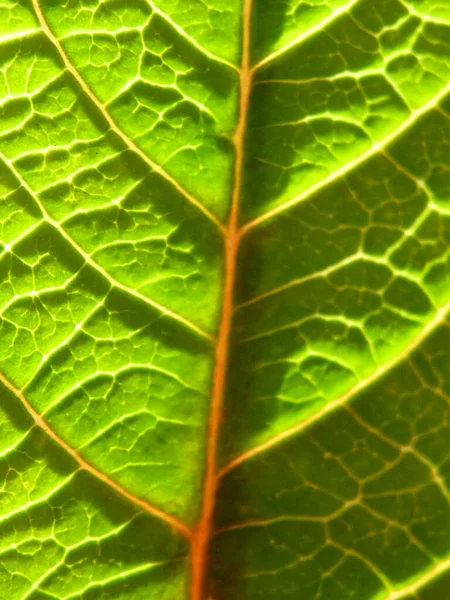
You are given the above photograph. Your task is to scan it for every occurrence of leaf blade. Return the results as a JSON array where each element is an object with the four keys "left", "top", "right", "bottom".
[{"left": 2, "top": 0, "right": 450, "bottom": 599}]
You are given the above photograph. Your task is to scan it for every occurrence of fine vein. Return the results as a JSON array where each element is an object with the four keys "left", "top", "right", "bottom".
[
  {"left": 0, "top": 372, "right": 191, "bottom": 538},
  {"left": 146, "top": 0, "right": 239, "bottom": 72},
  {"left": 252, "top": 0, "right": 361, "bottom": 72},
  {"left": 240, "top": 81, "right": 450, "bottom": 237},
  {"left": 31, "top": 0, "right": 226, "bottom": 235},
  {"left": 0, "top": 152, "right": 213, "bottom": 343},
  {"left": 190, "top": 1, "right": 253, "bottom": 598},
  {"left": 219, "top": 297, "right": 450, "bottom": 477}
]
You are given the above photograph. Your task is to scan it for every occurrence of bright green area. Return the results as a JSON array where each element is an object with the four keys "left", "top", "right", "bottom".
[
  {"left": 1, "top": 0, "right": 450, "bottom": 598},
  {"left": 216, "top": 326, "right": 450, "bottom": 598}
]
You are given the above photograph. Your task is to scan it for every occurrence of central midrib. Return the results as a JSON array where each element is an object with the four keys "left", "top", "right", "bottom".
[
  {"left": 189, "top": 1, "right": 254, "bottom": 598},
  {"left": 29, "top": 0, "right": 255, "bottom": 594}
]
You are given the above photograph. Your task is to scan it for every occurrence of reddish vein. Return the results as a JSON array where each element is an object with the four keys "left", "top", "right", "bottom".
[
  {"left": 190, "top": 1, "right": 253, "bottom": 598},
  {"left": 31, "top": 0, "right": 225, "bottom": 235},
  {"left": 0, "top": 372, "right": 191, "bottom": 538}
]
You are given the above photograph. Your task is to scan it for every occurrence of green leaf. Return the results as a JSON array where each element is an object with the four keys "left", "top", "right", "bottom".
[{"left": 1, "top": 0, "right": 450, "bottom": 599}]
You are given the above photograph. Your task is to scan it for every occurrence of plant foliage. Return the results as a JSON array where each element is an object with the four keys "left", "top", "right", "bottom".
[{"left": 1, "top": 0, "right": 450, "bottom": 598}]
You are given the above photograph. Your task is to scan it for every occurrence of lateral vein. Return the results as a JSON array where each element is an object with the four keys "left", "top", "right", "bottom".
[
  {"left": 0, "top": 152, "right": 214, "bottom": 343},
  {"left": 252, "top": 0, "right": 361, "bottom": 71},
  {"left": 31, "top": 0, "right": 226, "bottom": 235},
  {"left": 146, "top": 0, "right": 240, "bottom": 72},
  {"left": 387, "top": 557, "right": 450, "bottom": 599},
  {"left": 240, "top": 80, "right": 450, "bottom": 237},
  {"left": 219, "top": 297, "right": 450, "bottom": 477},
  {"left": 0, "top": 372, "right": 192, "bottom": 538}
]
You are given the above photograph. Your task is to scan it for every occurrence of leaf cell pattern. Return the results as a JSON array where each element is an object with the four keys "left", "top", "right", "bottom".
[{"left": 1, "top": 0, "right": 450, "bottom": 599}]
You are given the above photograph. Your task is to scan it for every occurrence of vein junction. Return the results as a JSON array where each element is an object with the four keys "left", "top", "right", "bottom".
[{"left": 1, "top": 0, "right": 450, "bottom": 599}]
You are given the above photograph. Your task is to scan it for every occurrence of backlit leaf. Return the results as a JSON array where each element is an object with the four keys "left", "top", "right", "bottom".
[{"left": 1, "top": 1, "right": 450, "bottom": 599}]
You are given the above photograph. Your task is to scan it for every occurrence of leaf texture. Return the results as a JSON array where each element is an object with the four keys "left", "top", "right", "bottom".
[{"left": 1, "top": 0, "right": 450, "bottom": 599}]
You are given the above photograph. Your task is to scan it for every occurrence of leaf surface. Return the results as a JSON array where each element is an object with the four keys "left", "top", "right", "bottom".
[{"left": 1, "top": 0, "right": 450, "bottom": 599}]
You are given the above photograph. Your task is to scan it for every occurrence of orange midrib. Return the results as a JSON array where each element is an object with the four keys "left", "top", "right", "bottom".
[{"left": 189, "top": 1, "right": 254, "bottom": 598}]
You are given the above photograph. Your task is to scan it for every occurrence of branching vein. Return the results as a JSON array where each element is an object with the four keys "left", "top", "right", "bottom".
[
  {"left": 31, "top": 0, "right": 226, "bottom": 235},
  {"left": 0, "top": 372, "right": 191, "bottom": 538}
]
